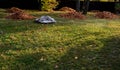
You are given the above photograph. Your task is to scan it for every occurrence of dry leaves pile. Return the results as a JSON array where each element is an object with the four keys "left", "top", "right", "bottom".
[
  {"left": 95, "top": 11, "right": 118, "bottom": 19},
  {"left": 6, "top": 7, "right": 24, "bottom": 13},
  {"left": 6, "top": 7, "right": 35, "bottom": 20},
  {"left": 59, "top": 7, "right": 76, "bottom": 12},
  {"left": 60, "top": 12, "right": 86, "bottom": 19}
]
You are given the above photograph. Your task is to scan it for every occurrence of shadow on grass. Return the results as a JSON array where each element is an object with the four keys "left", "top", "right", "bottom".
[
  {"left": 0, "top": 25, "right": 120, "bottom": 70},
  {"left": 1, "top": 48, "right": 60, "bottom": 70},
  {"left": 10, "top": 52, "right": 49, "bottom": 70},
  {"left": 0, "top": 35, "right": 120, "bottom": 70},
  {"left": 55, "top": 35, "right": 120, "bottom": 70},
  {"left": 0, "top": 51, "right": 50, "bottom": 70}
]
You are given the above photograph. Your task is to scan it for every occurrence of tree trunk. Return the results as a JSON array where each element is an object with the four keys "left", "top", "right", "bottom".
[
  {"left": 76, "top": 0, "right": 80, "bottom": 12},
  {"left": 82, "top": 0, "right": 90, "bottom": 15},
  {"left": 38, "top": 0, "right": 41, "bottom": 10}
]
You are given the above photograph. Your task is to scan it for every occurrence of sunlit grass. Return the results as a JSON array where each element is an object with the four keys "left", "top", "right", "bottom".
[{"left": 0, "top": 9, "right": 120, "bottom": 70}]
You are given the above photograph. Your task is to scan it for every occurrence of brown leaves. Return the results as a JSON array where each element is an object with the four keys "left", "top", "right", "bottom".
[
  {"left": 6, "top": 7, "right": 24, "bottom": 13},
  {"left": 60, "top": 12, "right": 86, "bottom": 19},
  {"left": 59, "top": 7, "right": 76, "bottom": 12},
  {"left": 95, "top": 11, "right": 118, "bottom": 19},
  {"left": 6, "top": 7, "right": 35, "bottom": 20},
  {"left": 6, "top": 11, "right": 35, "bottom": 20}
]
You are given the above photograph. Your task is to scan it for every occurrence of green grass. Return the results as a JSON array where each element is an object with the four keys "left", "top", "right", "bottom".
[{"left": 0, "top": 9, "right": 120, "bottom": 70}]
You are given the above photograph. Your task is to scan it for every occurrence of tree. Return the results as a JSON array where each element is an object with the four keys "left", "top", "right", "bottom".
[
  {"left": 82, "top": 0, "right": 90, "bottom": 15},
  {"left": 76, "top": 0, "right": 80, "bottom": 12},
  {"left": 115, "top": 0, "right": 120, "bottom": 14},
  {"left": 38, "top": 0, "right": 41, "bottom": 10}
]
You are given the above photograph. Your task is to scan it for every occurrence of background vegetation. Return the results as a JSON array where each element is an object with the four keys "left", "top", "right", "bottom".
[{"left": 39, "top": 0, "right": 58, "bottom": 11}]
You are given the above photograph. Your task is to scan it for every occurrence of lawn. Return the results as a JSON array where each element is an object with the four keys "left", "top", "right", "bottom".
[{"left": 0, "top": 9, "right": 120, "bottom": 70}]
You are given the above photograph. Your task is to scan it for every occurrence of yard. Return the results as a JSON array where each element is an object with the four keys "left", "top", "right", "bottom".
[{"left": 0, "top": 9, "right": 120, "bottom": 70}]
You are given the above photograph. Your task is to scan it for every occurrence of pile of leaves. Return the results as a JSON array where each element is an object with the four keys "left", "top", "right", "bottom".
[
  {"left": 6, "top": 11, "right": 35, "bottom": 20},
  {"left": 60, "top": 12, "right": 86, "bottom": 19},
  {"left": 95, "top": 11, "right": 118, "bottom": 19},
  {"left": 59, "top": 7, "right": 76, "bottom": 12},
  {"left": 6, "top": 7, "right": 24, "bottom": 13},
  {"left": 6, "top": 7, "right": 35, "bottom": 20}
]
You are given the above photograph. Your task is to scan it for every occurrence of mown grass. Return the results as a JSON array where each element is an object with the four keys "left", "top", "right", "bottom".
[{"left": 0, "top": 9, "right": 120, "bottom": 70}]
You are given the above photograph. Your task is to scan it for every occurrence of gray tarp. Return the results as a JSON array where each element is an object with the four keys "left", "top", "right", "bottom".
[{"left": 35, "top": 16, "right": 56, "bottom": 24}]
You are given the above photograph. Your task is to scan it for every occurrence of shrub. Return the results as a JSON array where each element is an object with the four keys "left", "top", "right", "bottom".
[
  {"left": 115, "top": 3, "right": 120, "bottom": 10},
  {"left": 41, "top": 0, "right": 58, "bottom": 11}
]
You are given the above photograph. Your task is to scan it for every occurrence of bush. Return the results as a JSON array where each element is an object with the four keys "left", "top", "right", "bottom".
[
  {"left": 41, "top": 0, "right": 58, "bottom": 11},
  {"left": 115, "top": 3, "right": 120, "bottom": 10},
  {"left": 115, "top": 3, "right": 120, "bottom": 13}
]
